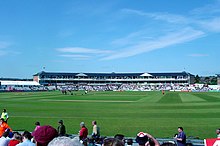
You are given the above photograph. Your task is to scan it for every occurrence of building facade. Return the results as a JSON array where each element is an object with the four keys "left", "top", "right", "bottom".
[{"left": 33, "top": 71, "right": 195, "bottom": 86}]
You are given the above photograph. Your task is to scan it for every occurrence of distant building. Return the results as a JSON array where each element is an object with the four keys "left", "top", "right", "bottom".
[
  {"left": 0, "top": 80, "right": 41, "bottom": 91},
  {"left": 33, "top": 71, "right": 195, "bottom": 86}
]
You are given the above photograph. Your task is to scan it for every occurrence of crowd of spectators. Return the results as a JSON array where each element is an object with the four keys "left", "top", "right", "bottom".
[
  {"left": 57, "top": 83, "right": 219, "bottom": 93},
  {"left": 0, "top": 110, "right": 207, "bottom": 146},
  {"left": 0, "top": 83, "right": 219, "bottom": 92},
  {"left": 0, "top": 103, "right": 212, "bottom": 146}
]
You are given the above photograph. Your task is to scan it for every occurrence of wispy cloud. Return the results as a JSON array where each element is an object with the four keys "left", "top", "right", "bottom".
[
  {"left": 102, "top": 4, "right": 220, "bottom": 60},
  {"left": 59, "top": 54, "right": 90, "bottom": 60},
  {"left": 57, "top": 1, "right": 220, "bottom": 61},
  {"left": 197, "top": 17, "right": 220, "bottom": 32},
  {"left": 122, "top": 9, "right": 190, "bottom": 24},
  {"left": 57, "top": 47, "right": 114, "bottom": 60},
  {"left": 190, "top": 0, "right": 220, "bottom": 15},
  {"left": 188, "top": 54, "right": 209, "bottom": 57},
  {"left": 111, "top": 30, "right": 153, "bottom": 47},
  {"left": 57, "top": 47, "right": 113, "bottom": 54},
  {"left": 0, "top": 41, "right": 11, "bottom": 49},
  {"left": 102, "top": 28, "right": 205, "bottom": 60},
  {"left": 0, "top": 41, "right": 11, "bottom": 56}
]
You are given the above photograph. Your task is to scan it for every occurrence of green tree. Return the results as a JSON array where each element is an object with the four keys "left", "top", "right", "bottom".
[
  {"left": 210, "top": 77, "right": 217, "bottom": 85},
  {"left": 195, "top": 75, "right": 200, "bottom": 83}
]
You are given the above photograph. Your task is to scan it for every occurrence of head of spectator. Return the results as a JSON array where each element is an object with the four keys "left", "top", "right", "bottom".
[
  {"left": 58, "top": 120, "right": 64, "bottom": 125},
  {"left": 32, "top": 125, "right": 58, "bottom": 146},
  {"left": 103, "top": 138, "right": 124, "bottom": 146},
  {"left": 136, "top": 132, "right": 149, "bottom": 146},
  {"left": 12, "top": 131, "right": 22, "bottom": 140},
  {"left": 80, "top": 122, "right": 85, "bottom": 127},
  {"left": 22, "top": 131, "right": 33, "bottom": 142},
  {"left": 48, "top": 136, "right": 74, "bottom": 146},
  {"left": 216, "top": 129, "right": 220, "bottom": 138},
  {"left": 35, "top": 121, "right": 40, "bottom": 126},
  {"left": 0, "top": 118, "right": 5, "bottom": 124},
  {"left": 92, "top": 120, "right": 97, "bottom": 126},
  {"left": 114, "top": 134, "right": 125, "bottom": 144},
  {"left": 178, "top": 127, "right": 184, "bottom": 133},
  {"left": 126, "top": 139, "right": 133, "bottom": 146}
]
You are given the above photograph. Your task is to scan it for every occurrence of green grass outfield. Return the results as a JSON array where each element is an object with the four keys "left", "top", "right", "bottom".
[{"left": 0, "top": 90, "right": 220, "bottom": 139}]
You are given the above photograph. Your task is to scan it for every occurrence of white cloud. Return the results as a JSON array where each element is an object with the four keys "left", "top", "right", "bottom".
[
  {"left": 188, "top": 54, "right": 209, "bottom": 57},
  {"left": 57, "top": 47, "right": 113, "bottom": 54},
  {"left": 59, "top": 54, "right": 90, "bottom": 59},
  {"left": 103, "top": 5, "right": 220, "bottom": 60},
  {"left": 57, "top": 2, "right": 219, "bottom": 61},
  {"left": 111, "top": 30, "right": 151, "bottom": 47},
  {"left": 197, "top": 17, "right": 220, "bottom": 32},
  {"left": 190, "top": 1, "right": 220, "bottom": 15},
  {"left": 122, "top": 9, "right": 190, "bottom": 24},
  {"left": 122, "top": 8, "right": 220, "bottom": 33},
  {"left": 101, "top": 28, "right": 205, "bottom": 60},
  {"left": 57, "top": 47, "right": 114, "bottom": 60}
]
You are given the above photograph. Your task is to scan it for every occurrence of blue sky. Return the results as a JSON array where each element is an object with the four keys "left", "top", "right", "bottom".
[{"left": 0, "top": 0, "right": 220, "bottom": 78}]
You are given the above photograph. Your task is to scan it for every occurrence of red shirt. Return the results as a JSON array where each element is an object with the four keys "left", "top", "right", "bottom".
[
  {"left": 79, "top": 127, "right": 88, "bottom": 140},
  {"left": 8, "top": 139, "right": 20, "bottom": 146}
]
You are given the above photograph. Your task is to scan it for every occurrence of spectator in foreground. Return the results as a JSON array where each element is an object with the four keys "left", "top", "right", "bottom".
[
  {"left": 0, "top": 131, "right": 10, "bottom": 146},
  {"left": 0, "top": 118, "right": 12, "bottom": 137},
  {"left": 126, "top": 138, "right": 133, "bottom": 146},
  {"left": 91, "top": 120, "right": 100, "bottom": 143},
  {"left": 136, "top": 132, "right": 160, "bottom": 146},
  {"left": 57, "top": 120, "right": 66, "bottom": 136},
  {"left": 8, "top": 131, "right": 22, "bottom": 146},
  {"left": 79, "top": 122, "right": 88, "bottom": 146},
  {"left": 17, "top": 131, "right": 35, "bottom": 146},
  {"left": 32, "top": 125, "right": 58, "bottom": 146},
  {"left": 216, "top": 128, "right": 220, "bottom": 138},
  {"left": 103, "top": 138, "right": 124, "bottom": 146},
  {"left": 114, "top": 134, "right": 125, "bottom": 144},
  {"left": 175, "top": 127, "right": 186, "bottom": 146},
  {"left": 126, "top": 139, "right": 133, "bottom": 146},
  {"left": 34, "top": 121, "right": 41, "bottom": 131},
  {"left": 48, "top": 136, "right": 75, "bottom": 146}
]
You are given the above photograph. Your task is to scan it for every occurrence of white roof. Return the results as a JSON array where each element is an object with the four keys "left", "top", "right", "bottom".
[
  {"left": 140, "top": 73, "right": 152, "bottom": 77},
  {"left": 0, "top": 81, "right": 40, "bottom": 86}
]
